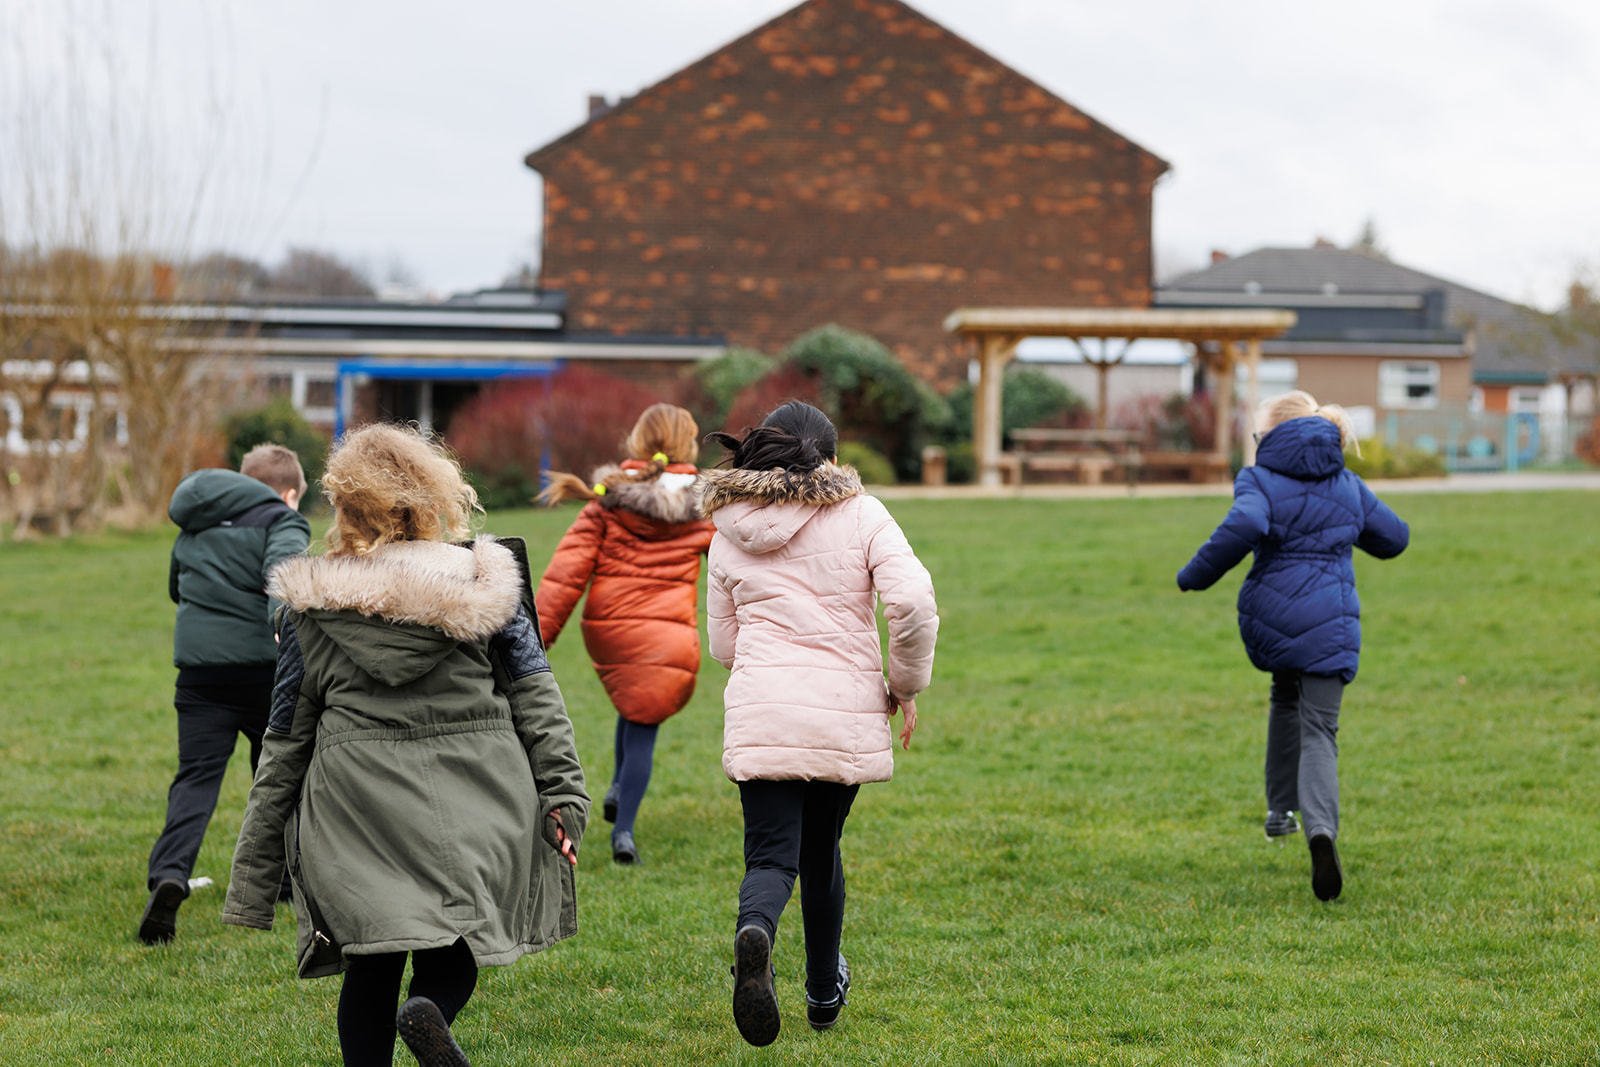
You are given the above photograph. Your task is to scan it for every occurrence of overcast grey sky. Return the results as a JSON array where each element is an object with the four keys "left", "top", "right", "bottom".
[{"left": 6, "top": 0, "right": 1598, "bottom": 308}]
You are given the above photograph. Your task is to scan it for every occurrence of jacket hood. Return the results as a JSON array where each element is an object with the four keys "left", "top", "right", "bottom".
[
  {"left": 169, "top": 469, "right": 285, "bottom": 531},
  {"left": 700, "top": 464, "right": 863, "bottom": 555},
  {"left": 1255, "top": 417, "right": 1346, "bottom": 481},
  {"left": 270, "top": 537, "right": 523, "bottom": 685},
  {"left": 591, "top": 463, "right": 703, "bottom": 527}
]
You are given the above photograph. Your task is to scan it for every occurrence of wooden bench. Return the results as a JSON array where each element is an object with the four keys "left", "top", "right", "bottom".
[
  {"left": 1003, "top": 428, "right": 1143, "bottom": 486},
  {"left": 1140, "top": 449, "right": 1231, "bottom": 483}
]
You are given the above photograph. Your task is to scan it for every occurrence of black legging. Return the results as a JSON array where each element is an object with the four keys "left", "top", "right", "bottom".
[
  {"left": 736, "top": 780, "right": 859, "bottom": 1003},
  {"left": 337, "top": 938, "right": 478, "bottom": 1066}
]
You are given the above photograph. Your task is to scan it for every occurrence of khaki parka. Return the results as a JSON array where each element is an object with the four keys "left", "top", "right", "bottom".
[{"left": 222, "top": 537, "right": 588, "bottom": 978}]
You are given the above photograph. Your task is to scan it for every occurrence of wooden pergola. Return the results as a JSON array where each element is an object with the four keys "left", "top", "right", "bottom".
[{"left": 944, "top": 307, "right": 1298, "bottom": 486}]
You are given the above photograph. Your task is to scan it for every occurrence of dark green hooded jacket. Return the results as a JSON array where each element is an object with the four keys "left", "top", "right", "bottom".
[
  {"left": 221, "top": 537, "right": 589, "bottom": 978},
  {"left": 169, "top": 469, "right": 311, "bottom": 669}
]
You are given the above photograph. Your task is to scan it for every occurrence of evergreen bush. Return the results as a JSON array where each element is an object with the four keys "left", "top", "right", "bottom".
[
  {"left": 223, "top": 399, "right": 329, "bottom": 505},
  {"left": 836, "top": 441, "right": 895, "bottom": 485}
]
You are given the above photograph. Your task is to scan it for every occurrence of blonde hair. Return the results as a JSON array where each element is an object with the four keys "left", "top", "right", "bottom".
[
  {"left": 240, "top": 442, "right": 307, "bottom": 498},
  {"left": 540, "top": 403, "right": 701, "bottom": 505},
  {"left": 322, "top": 423, "right": 481, "bottom": 557},
  {"left": 1257, "top": 390, "right": 1361, "bottom": 455}
]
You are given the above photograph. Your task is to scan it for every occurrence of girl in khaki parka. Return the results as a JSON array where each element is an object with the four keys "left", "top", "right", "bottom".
[
  {"left": 223, "top": 424, "right": 588, "bottom": 1067},
  {"left": 537, "top": 404, "right": 714, "bottom": 867}
]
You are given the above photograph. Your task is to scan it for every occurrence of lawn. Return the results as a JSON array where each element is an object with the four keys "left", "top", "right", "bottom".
[{"left": 1, "top": 490, "right": 1598, "bottom": 1065}]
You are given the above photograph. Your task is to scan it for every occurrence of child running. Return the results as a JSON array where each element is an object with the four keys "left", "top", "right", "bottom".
[
  {"left": 223, "top": 424, "right": 587, "bottom": 1067},
  {"left": 1177, "top": 390, "right": 1408, "bottom": 901},
  {"left": 700, "top": 401, "right": 938, "bottom": 1046},
  {"left": 140, "top": 444, "right": 309, "bottom": 945},
  {"left": 536, "top": 403, "right": 714, "bottom": 866}
]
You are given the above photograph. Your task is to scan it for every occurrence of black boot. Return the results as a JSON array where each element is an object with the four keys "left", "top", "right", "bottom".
[
  {"left": 731, "top": 925, "right": 780, "bottom": 1046},
  {"left": 138, "top": 878, "right": 189, "bottom": 945},
  {"left": 396, "top": 996, "right": 470, "bottom": 1066},
  {"left": 1309, "top": 834, "right": 1343, "bottom": 901}
]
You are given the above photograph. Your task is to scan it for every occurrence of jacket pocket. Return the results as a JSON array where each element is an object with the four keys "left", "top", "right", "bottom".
[{"left": 289, "top": 808, "right": 344, "bottom": 977}]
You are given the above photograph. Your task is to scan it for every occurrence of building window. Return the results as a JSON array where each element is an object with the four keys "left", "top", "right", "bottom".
[
  {"left": 1510, "top": 387, "right": 1543, "bottom": 414},
  {"left": 1379, "top": 361, "right": 1440, "bottom": 409},
  {"left": 303, "top": 377, "right": 337, "bottom": 409}
]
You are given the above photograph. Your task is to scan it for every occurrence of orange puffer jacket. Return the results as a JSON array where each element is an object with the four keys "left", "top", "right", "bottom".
[{"left": 536, "top": 464, "right": 714, "bottom": 725}]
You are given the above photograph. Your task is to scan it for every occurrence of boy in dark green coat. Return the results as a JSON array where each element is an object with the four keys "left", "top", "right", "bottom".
[{"left": 140, "top": 444, "right": 311, "bottom": 945}]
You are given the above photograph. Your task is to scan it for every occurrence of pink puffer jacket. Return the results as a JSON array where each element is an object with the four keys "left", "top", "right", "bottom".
[{"left": 702, "top": 464, "right": 939, "bottom": 785}]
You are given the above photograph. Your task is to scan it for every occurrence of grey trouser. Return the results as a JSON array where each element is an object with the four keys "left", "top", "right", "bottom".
[{"left": 1265, "top": 671, "right": 1345, "bottom": 840}]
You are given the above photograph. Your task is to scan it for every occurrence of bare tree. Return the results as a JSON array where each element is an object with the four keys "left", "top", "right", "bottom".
[
  {"left": 268, "top": 247, "right": 376, "bottom": 298},
  {"left": 0, "top": 3, "right": 276, "bottom": 536},
  {"left": 182, "top": 252, "right": 274, "bottom": 299}
]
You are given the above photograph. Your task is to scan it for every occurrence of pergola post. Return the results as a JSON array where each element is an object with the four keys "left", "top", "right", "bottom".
[
  {"left": 1213, "top": 340, "right": 1237, "bottom": 460},
  {"left": 974, "top": 333, "right": 1017, "bottom": 487},
  {"left": 1242, "top": 338, "right": 1262, "bottom": 465}
]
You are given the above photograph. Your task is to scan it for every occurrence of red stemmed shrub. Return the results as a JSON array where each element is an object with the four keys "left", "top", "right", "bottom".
[{"left": 447, "top": 367, "right": 669, "bottom": 508}]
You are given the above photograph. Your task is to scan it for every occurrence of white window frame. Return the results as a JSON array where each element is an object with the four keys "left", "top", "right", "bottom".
[
  {"left": 1509, "top": 387, "right": 1543, "bottom": 414},
  {"left": 1378, "top": 361, "right": 1441, "bottom": 410}
]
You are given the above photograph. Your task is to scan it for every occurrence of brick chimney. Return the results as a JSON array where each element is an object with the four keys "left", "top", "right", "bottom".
[
  {"left": 151, "top": 262, "right": 177, "bottom": 300},
  {"left": 1210, "top": 249, "right": 1229, "bottom": 265}
]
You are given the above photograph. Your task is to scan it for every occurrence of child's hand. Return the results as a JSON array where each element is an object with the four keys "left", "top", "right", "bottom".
[
  {"left": 888, "top": 692, "right": 918, "bottom": 751},
  {"left": 547, "top": 810, "right": 578, "bottom": 868}
]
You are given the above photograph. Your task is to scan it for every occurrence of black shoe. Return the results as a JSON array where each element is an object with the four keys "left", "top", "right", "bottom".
[
  {"left": 1309, "top": 834, "right": 1343, "bottom": 901},
  {"left": 806, "top": 954, "right": 850, "bottom": 1031},
  {"left": 732, "top": 925, "right": 780, "bottom": 1046},
  {"left": 612, "top": 829, "right": 640, "bottom": 865},
  {"left": 137, "top": 878, "right": 189, "bottom": 945},
  {"left": 603, "top": 784, "right": 619, "bottom": 824},
  {"left": 396, "top": 996, "right": 471, "bottom": 1067},
  {"left": 1264, "top": 810, "right": 1300, "bottom": 840}
]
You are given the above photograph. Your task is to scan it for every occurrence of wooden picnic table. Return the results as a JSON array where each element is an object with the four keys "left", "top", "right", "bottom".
[{"left": 1001, "top": 428, "right": 1143, "bottom": 486}]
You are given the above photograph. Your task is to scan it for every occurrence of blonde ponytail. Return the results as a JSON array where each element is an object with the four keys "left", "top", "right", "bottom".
[
  {"left": 539, "top": 403, "right": 703, "bottom": 507},
  {"left": 1257, "top": 390, "right": 1361, "bottom": 455},
  {"left": 537, "top": 471, "right": 603, "bottom": 506}
]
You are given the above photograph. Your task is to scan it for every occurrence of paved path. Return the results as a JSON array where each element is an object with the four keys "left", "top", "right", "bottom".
[{"left": 874, "top": 470, "right": 1600, "bottom": 502}]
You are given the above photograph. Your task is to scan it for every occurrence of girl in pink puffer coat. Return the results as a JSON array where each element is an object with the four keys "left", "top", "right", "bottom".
[{"left": 700, "top": 401, "right": 938, "bottom": 1048}]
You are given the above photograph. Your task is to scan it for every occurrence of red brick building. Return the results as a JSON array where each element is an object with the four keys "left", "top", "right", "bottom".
[{"left": 525, "top": 0, "right": 1169, "bottom": 384}]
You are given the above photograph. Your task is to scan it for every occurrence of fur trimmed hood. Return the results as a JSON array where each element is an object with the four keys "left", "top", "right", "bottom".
[
  {"left": 269, "top": 536, "right": 523, "bottom": 643},
  {"left": 697, "top": 463, "right": 863, "bottom": 516},
  {"left": 591, "top": 463, "right": 703, "bottom": 525}
]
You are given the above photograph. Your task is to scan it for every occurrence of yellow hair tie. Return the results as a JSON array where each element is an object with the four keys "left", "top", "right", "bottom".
[
  {"left": 651, "top": 452, "right": 669, "bottom": 464},
  {"left": 593, "top": 483, "right": 607, "bottom": 496}
]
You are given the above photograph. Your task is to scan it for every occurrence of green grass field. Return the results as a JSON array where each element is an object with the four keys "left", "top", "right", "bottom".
[{"left": 2, "top": 491, "right": 1598, "bottom": 1064}]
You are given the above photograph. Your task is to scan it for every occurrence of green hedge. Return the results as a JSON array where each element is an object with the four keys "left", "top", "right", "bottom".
[
  {"left": 836, "top": 441, "right": 896, "bottom": 485},
  {"left": 945, "top": 368, "right": 1085, "bottom": 443},
  {"left": 1345, "top": 438, "right": 1448, "bottom": 479}
]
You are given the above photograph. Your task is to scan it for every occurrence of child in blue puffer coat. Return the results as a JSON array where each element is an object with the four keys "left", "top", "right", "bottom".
[{"left": 1178, "top": 390, "right": 1409, "bottom": 901}]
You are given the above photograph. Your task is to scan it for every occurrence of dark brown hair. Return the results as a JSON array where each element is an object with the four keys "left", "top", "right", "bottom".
[{"left": 708, "top": 400, "right": 837, "bottom": 472}]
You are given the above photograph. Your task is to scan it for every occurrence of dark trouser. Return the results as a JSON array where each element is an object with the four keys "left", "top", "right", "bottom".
[
  {"left": 146, "top": 683, "right": 270, "bottom": 889},
  {"left": 612, "top": 716, "right": 660, "bottom": 836},
  {"left": 737, "top": 779, "right": 859, "bottom": 1003},
  {"left": 337, "top": 938, "right": 478, "bottom": 1066},
  {"left": 1265, "top": 671, "right": 1345, "bottom": 840}
]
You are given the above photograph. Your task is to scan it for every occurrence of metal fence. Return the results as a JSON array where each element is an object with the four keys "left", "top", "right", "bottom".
[{"left": 1384, "top": 409, "right": 1590, "bottom": 471}]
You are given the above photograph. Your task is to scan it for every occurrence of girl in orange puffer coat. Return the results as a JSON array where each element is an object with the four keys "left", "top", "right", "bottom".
[{"left": 536, "top": 404, "right": 714, "bottom": 865}]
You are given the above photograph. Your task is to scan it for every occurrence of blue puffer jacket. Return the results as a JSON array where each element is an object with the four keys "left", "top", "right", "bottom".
[{"left": 1177, "top": 417, "right": 1409, "bottom": 682}]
